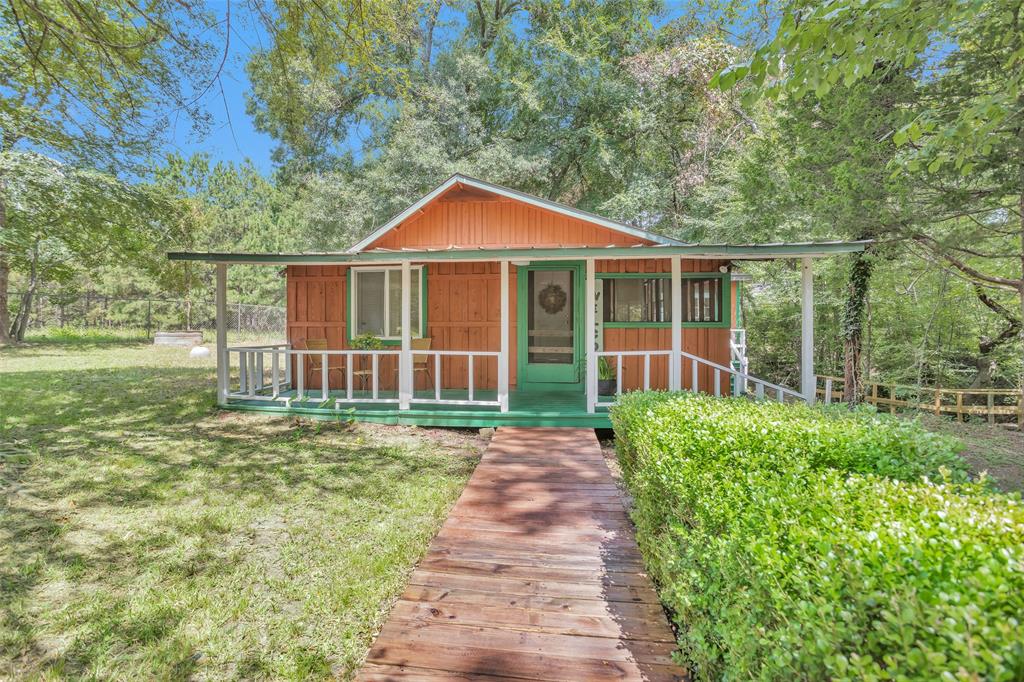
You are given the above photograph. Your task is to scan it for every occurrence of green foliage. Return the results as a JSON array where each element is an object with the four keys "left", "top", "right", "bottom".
[
  {"left": 715, "top": 0, "right": 1021, "bottom": 175},
  {"left": 0, "top": 151, "right": 173, "bottom": 286},
  {"left": 350, "top": 333, "right": 384, "bottom": 350},
  {"left": 612, "top": 391, "right": 1024, "bottom": 680},
  {"left": 598, "top": 356, "right": 616, "bottom": 381},
  {"left": 0, "top": 1, "right": 218, "bottom": 164},
  {"left": 614, "top": 391, "right": 967, "bottom": 483}
]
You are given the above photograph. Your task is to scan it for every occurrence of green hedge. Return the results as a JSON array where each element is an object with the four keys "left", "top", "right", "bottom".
[{"left": 612, "top": 391, "right": 1024, "bottom": 681}]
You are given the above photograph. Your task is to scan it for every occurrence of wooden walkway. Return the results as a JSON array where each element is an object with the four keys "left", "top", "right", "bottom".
[{"left": 356, "top": 427, "right": 686, "bottom": 681}]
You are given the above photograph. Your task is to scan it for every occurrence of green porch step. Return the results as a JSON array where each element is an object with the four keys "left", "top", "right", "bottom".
[{"left": 222, "top": 387, "right": 611, "bottom": 428}]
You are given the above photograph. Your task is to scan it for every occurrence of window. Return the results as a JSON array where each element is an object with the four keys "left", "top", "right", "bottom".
[
  {"left": 681, "top": 277, "right": 723, "bottom": 324},
  {"left": 600, "top": 275, "right": 726, "bottom": 326},
  {"left": 603, "top": 278, "right": 671, "bottom": 323},
  {"left": 351, "top": 266, "right": 423, "bottom": 339}
]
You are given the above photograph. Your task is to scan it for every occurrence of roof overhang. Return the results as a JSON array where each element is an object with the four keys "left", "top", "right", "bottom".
[
  {"left": 169, "top": 241, "right": 871, "bottom": 265},
  {"left": 346, "top": 174, "right": 685, "bottom": 252}
]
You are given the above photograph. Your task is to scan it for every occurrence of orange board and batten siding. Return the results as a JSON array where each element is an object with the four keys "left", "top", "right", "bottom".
[
  {"left": 286, "top": 257, "right": 730, "bottom": 393},
  {"left": 365, "top": 197, "right": 654, "bottom": 250}
]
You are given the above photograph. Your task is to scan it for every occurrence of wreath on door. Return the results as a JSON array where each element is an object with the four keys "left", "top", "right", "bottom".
[{"left": 538, "top": 282, "right": 567, "bottom": 315}]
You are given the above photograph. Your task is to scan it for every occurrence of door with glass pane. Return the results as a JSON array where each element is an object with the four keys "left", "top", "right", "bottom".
[{"left": 517, "top": 263, "right": 582, "bottom": 385}]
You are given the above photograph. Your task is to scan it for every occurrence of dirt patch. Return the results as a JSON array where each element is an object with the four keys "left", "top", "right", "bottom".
[
  {"left": 911, "top": 414, "right": 1024, "bottom": 494},
  {"left": 355, "top": 422, "right": 489, "bottom": 458}
]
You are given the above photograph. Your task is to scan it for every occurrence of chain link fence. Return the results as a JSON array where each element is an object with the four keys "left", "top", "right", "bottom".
[{"left": 13, "top": 291, "right": 286, "bottom": 339}]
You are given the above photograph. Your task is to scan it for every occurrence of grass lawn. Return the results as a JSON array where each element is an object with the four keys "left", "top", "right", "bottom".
[{"left": 1, "top": 334, "right": 483, "bottom": 680}]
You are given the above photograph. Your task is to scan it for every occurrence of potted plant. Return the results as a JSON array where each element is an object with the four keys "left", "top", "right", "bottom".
[
  {"left": 598, "top": 357, "right": 617, "bottom": 396},
  {"left": 350, "top": 333, "right": 384, "bottom": 350},
  {"left": 349, "top": 334, "right": 384, "bottom": 390}
]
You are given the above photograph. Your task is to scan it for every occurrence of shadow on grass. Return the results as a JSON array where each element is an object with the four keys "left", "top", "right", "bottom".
[{"left": 2, "top": 361, "right": 476, "bottom": 678}]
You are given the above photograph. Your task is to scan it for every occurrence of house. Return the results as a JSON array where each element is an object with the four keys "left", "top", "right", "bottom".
[{"left": 169, "top": 174, "right": 867, "bottom": 427}]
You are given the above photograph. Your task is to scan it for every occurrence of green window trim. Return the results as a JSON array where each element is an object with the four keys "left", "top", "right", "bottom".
[
  {"left": 346, "top": 265, "right": 429, "bottom": 346},
  {"left": 597, "top": 271, "right": 731, "bottom": 329}
]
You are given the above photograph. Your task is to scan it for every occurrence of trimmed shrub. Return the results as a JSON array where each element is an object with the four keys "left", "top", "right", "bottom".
[{"left": 612, "top": 391, "right": 1024, "bottom": 681}]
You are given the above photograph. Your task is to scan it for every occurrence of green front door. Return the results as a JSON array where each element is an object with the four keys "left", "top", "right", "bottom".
[{"left": 517, "top": 262, "right": 583, "bottom": 388}]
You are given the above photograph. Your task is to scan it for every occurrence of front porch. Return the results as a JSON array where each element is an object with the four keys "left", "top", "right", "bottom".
[{"left": 219, "top": 334, "right": 806, "bottom": 428}]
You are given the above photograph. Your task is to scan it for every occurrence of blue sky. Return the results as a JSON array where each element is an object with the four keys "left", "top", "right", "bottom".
[{"left": 165, "top": 3, "right": 276, "bottom": 173}]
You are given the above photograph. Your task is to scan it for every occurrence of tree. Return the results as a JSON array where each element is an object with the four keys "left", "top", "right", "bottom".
[
  {"left": 605, "top": 25, "right": 754, "bottom": 233},
  {"left": 149, "top": 153, "right": 304, "bottom": 306},
  {"left": 713, "top": 0, "right": 1024, "bottom": 397},
  {"left": 245, "top": 0, "right": 423, "bottom": 173},
  {"left": 0, "top": 152, "right": 171, "bottom": 341},
  {"left": 0, "top": 0, "right": 223, "bottom": 343},
  {"left": 699, "top": 74, "right": 915, "bottom": 401}
]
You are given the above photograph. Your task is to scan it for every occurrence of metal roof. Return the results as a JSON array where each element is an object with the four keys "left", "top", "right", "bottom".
[
  {"left": 168, "top": 240, "right": 871, "bottom": 265},
  {"left": 346, "top": 174, "right": 686, "bottom": 252}
]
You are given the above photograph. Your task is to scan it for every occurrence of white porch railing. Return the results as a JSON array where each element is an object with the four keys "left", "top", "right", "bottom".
[
  {"left": 410, "top": 350, "right": 501, "bottom": 407},
  {"left": 225, "top": 344, "right": 503, "bottom": 409},
  {"left": 225, "top": 342, "right": 802, "bottom": 413},
  {"left": 593, "top": 348, "right": 804, "bottom": 408},
  {"left": 730, "top": 328, "right": 749, "bottom": 376},
  {"left": 230, "top": 343, "right": 292, "bottom": 400},
  {"left": 594, "top": 350, "right": 672, "bottom": 409}
]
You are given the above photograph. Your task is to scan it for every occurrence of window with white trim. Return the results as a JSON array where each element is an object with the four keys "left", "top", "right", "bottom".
[{"left": 351, "top": 266, "right": 423, "bottom": 339}]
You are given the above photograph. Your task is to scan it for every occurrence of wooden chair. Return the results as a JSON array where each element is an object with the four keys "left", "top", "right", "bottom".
[
  {"left": 393, "top": 337, "right": 433, "bottom": 392},
  {"left": 297, "top": 338, "right": 345, "bottom": 390}
]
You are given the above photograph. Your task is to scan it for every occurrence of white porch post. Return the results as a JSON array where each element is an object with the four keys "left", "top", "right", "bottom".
[
  {"left": 670, "top": 256, "right": 682, "bottom": 391},
  {"left": 800, "top": 256, "right": 815, "bottom": 404},
  {"left": 399, "top": 260, "right": 412, "bottom": 409},
  {"left": 585, "top": 258, "right": 597, "bottom": 413},
  {"left": 215, "top": 262, "right": 228, "bottom": 406},
  {"left": 499, "top": 260, "right": 510, "bottom": 412}
]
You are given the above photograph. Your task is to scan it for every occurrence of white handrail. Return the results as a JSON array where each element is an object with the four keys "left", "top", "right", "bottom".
[
  {"left": 593, "top": 348, "right": 803, "bottom": 406},
  {"left": 679, "top": 350, "right": 803, "bottom": 401}
]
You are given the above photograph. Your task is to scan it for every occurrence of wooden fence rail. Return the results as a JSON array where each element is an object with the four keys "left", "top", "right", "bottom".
[{"left": 817, "top": 375, "right": 1024, "bottom": 427}]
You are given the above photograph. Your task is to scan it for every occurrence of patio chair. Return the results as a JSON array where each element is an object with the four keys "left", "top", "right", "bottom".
[
  {"left": 393, "top": 337, "right": 434, "bottom": 392},
  {"left": 297, "top": 338, "right": 345, "bottom": 390}
]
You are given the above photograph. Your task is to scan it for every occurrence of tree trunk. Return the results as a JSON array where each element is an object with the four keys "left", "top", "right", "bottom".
[
  {"left": 421, "top": 0, "right": 441, "bottom": 75},
  {"left": 0, "top": 175, "right": 10, "bottom": 345},
  {"left": 1018, "top": 189, "right": 1024, "bottom": 423},
  {"left": 842, "top": 251, "right": 873, "bottom": 404},
  {"left": 970, "top": 283, "right": 1021, "bottom": 388},
  {"left": 10, "top": 242, "right": 39, "bottom": 342}
]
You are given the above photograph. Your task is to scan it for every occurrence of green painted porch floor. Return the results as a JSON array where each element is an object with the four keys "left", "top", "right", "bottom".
[{"left": 225, "top": 387, "right": 612, "bottom": 428}]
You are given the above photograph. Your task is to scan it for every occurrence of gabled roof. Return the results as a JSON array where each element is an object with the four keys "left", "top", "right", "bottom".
[{"left": 347, "top": 174, "right": 685, "bottom": 253}]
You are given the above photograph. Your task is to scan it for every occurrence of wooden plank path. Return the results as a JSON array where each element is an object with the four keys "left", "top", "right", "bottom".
[{"left": 356, "top": 427, "right": 686, "bottom": 682}]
